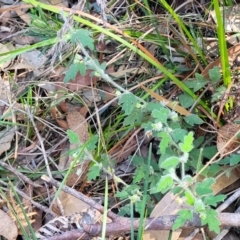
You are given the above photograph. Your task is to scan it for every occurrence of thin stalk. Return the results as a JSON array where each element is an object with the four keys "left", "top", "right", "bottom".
[
  {"left": 213, "top": 0, "right": 231, "bottom": 86},
  {"left": 137, "top": 143, "right": 152, "bottom": 239}
]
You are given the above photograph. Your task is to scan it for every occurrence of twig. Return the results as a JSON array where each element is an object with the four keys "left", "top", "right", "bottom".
[
  {"left": 217, "top": 188, "right": 240, "bottom": 213},
  {"left": 213, "top": 192, "right": 240, "bottom": 240},
  {"left": 214, "top": 206, "right": 240, "bottom": 240},
  {"left": 26, "top": 108, "right": 52, "bottom": 179},
  {"left": 26, "top": 107, "right": 64, "bottom": 214},
  {"left": 43, "top": 213, "right": 240, "bottom": 240},
  {"left": 0, "top": 160, "right": 40, "bottom": 188}
]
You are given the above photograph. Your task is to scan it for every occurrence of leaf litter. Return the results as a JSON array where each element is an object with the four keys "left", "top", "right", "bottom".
[{"left": 1, "top": 0, "right": 240, "bottom": 239}]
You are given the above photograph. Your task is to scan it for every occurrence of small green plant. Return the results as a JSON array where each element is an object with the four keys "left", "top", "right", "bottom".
[
  {"left": 61, "top": 25, "right": 227, "bottom": 233},
  {"left": 117, "top": 89, "right": 227, "bottom": 233}
]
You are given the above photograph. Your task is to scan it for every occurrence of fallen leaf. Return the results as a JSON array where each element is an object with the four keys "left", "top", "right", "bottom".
[
  {"left": 82, "top": 89, "right": 101, "bottom": 105},
  {"left": 19, "top": 47, "right": 47, "bottom": 76},
  {"left": 210, "top": 5, "right": 240, "bottom": 32},
  {"left": 202, "top": 43, "right": 240, "bottom": 79},
  {"left": 15, "top": 9, "right": 31, "bottom": 25},
  {"left": 0, "top": 78, "right": 10, "bottom": 111},
  {"left": 59, "top": 111, "right": 90, "bottom": 186},
  {"left": 50, "top": 107, "right": 68, "bottom": 130},
  {"left": 217, "top": 122, "right": 240, "bottom": 156},
  {"left": 67, "top": 111, "right": 90, "bottom": 143},
  {"left": 0, "top": 43, "right": 14, "bottom": 69},
  {"left": 143, "top": 192, "right": 189, "bottom": 240},
  {"left": 0, "top": 209, "right": 18, "bottom": 240},
  {"left": 0, "top": 128, "right": 15, "bottom": 156},
  {"left": 212, "top": 167, "right": 239, "bottom": 194},
  {"left": 40, "top": 0, "right": 68, "bottom": 7},
  {"left": 58, "top": 191, "right": 91, "bottom": 215}
]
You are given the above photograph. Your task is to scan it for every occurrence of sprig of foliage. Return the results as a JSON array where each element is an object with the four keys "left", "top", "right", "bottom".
[{"left": 116, "top": 83, "right": 226, "bottom": 233}]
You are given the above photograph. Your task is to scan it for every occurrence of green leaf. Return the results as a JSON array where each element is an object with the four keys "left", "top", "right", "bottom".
[
  {"left": 172, "top": 128, "right": 187, "bottom": 142},
  {"left": 211, "top": 86, "right": 226, "bottom": 102},
  {"left": 86, "top": 135, "right": 98, "bottom": 151},
  {"left": 87, "top": 164, "right": 101, "bottom": 180},
  {"left": 115, "top": 190, "right": 129, "bottom": 199},
  {"left": 193, "top": 136, "right": 204, "bottom": 148},
  {"left": 194, "top": 74, "right": 208, "bottom": 92},
  {"left": 184, "top": 114, "right": 203, "bottom": 126},
  {"left": 151, "top": 175, "right": 173, "bottom": 194},
  {"left": 194, "top": 199, "right": 205, "bottom": 212},
  {"left": 207, "top": 164, "right": 221, "bottom": 177},
  {"left": 118, "top": 204, "right": 130, "bottom": 216},
  {"left": 172, "top": 209, "right": 193, "bottom": 231},
  {"left": 159, "top": 147, "right": 175, "bottom": 162},
  {"left": 67, "top": 130, "right": 79, "bottom": 144},
  {"left": 132, "top": 156, "right": 145, "bottom": 166},
  {"left": 179, "top": 132, "right": 194, "bottom": 153},
  {"left": 160, "top": 156, "right": 179, "bottom": 170},
  {"left": 209, "top": 66, "right": 221, "bottom": 83},
  {"left": 229, "top": 154, "right": 240, "bottom": 166},
  {"left": 172, "top": 186, "right": 184, "bottom": 196},
  {"left": 152, "top": 108, "right": 170, "bottom": 124},
  {"left": 133, "top": 165, "right": 145, "bottom": 183},
  {"left": 146, "top": 102, "right": 164, "bottom": 111},
  {"left": 204, "top": 194, "right": 226, "bottom": 207},
  {"left": 185, "top": 191, "right": 195, "bottom": 206},
  {"left": 123, "top": 108, "right": 143, "bottom": 126},
  {"left": 158, "top": 132, "right": 171, "bottom": 153},
  {"left": 179, "top": 93, "right": 195, "bottom": 108},
  {"left": 63, "top": 63, "right": 86, "bottom": 83},
  {"left": 119, "top": 93, "right": 138, "bottom": 115},
  {"left": 218, "top": 155, "right": 232, "bottom": 165},
  {"left": 142, "top": 122, "right": 153, "bottom": 132},
  {"left": 185, "top": 74, "right": 208, "bottom": 92},
  {"left": 71, "top": 29, "right": 94, "bottom": 50},
  {"left": 100, "top": 62, "right": 107, "bottom": 71},
  {"left": 201, "top": 209, "right": 220, "bottom": 233},
  {"left": 202, "top": 146, "right": 217, "bottom": 159},
  {"left": 195, "top": 178, "right": 215, "bottom": 196}
]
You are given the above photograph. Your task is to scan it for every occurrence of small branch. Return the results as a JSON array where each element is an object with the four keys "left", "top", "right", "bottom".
[
  {"left": 41, "top": 175, "right": 119, "bottom": 221},
  {"left": 43, "top": 213, "right": 240, "bottom": 240},
  {"left": 0, "top": 161, "right": 40, "bottom": 188},
  {"left": 214, "top": 206, "right": 240, "bottom": 240},
  {"left": 217, "top": 188, "right": 240, "bottom": 212}
]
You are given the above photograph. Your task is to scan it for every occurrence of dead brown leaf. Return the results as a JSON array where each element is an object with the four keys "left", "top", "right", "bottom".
[
  {"left": 217, "top": 122, "right": 240, "bottom": 156},
  {"left": 40, "top": 0, "right": 68, "bottom": 7},
  {"left": 212, "top": 167, "right": 239, "bottom": 194},
  {"left": 67, "top": 111, "right": 90, "bottom": 143},
  {"left": 0, "top": 128, "right": 15, "bottom": 156},
  {"left": 0, "top": 209, "right": 18, "bottom": 240},
  {"left": 59, "top": 111, "right": 90, "bottom": 186},
  {"left": 50, "top": 107, "right": 68, "bottom": 130},
  {"left": 202, "top": 43, "right": 240, "bottom": 79},
  {"left": 143, "top": 192, "right": 190, "bottom": 240}
]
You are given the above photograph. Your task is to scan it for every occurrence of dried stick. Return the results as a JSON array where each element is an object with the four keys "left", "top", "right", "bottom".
[
  {"left": 0, "top": 161, "right": 40, "bottom": 188},
  {"left": 43, "top": 213, "right": 240, "bottom": 240},
  {"left": 217, "top": 188, "right": 240, "bottom": 212}
]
